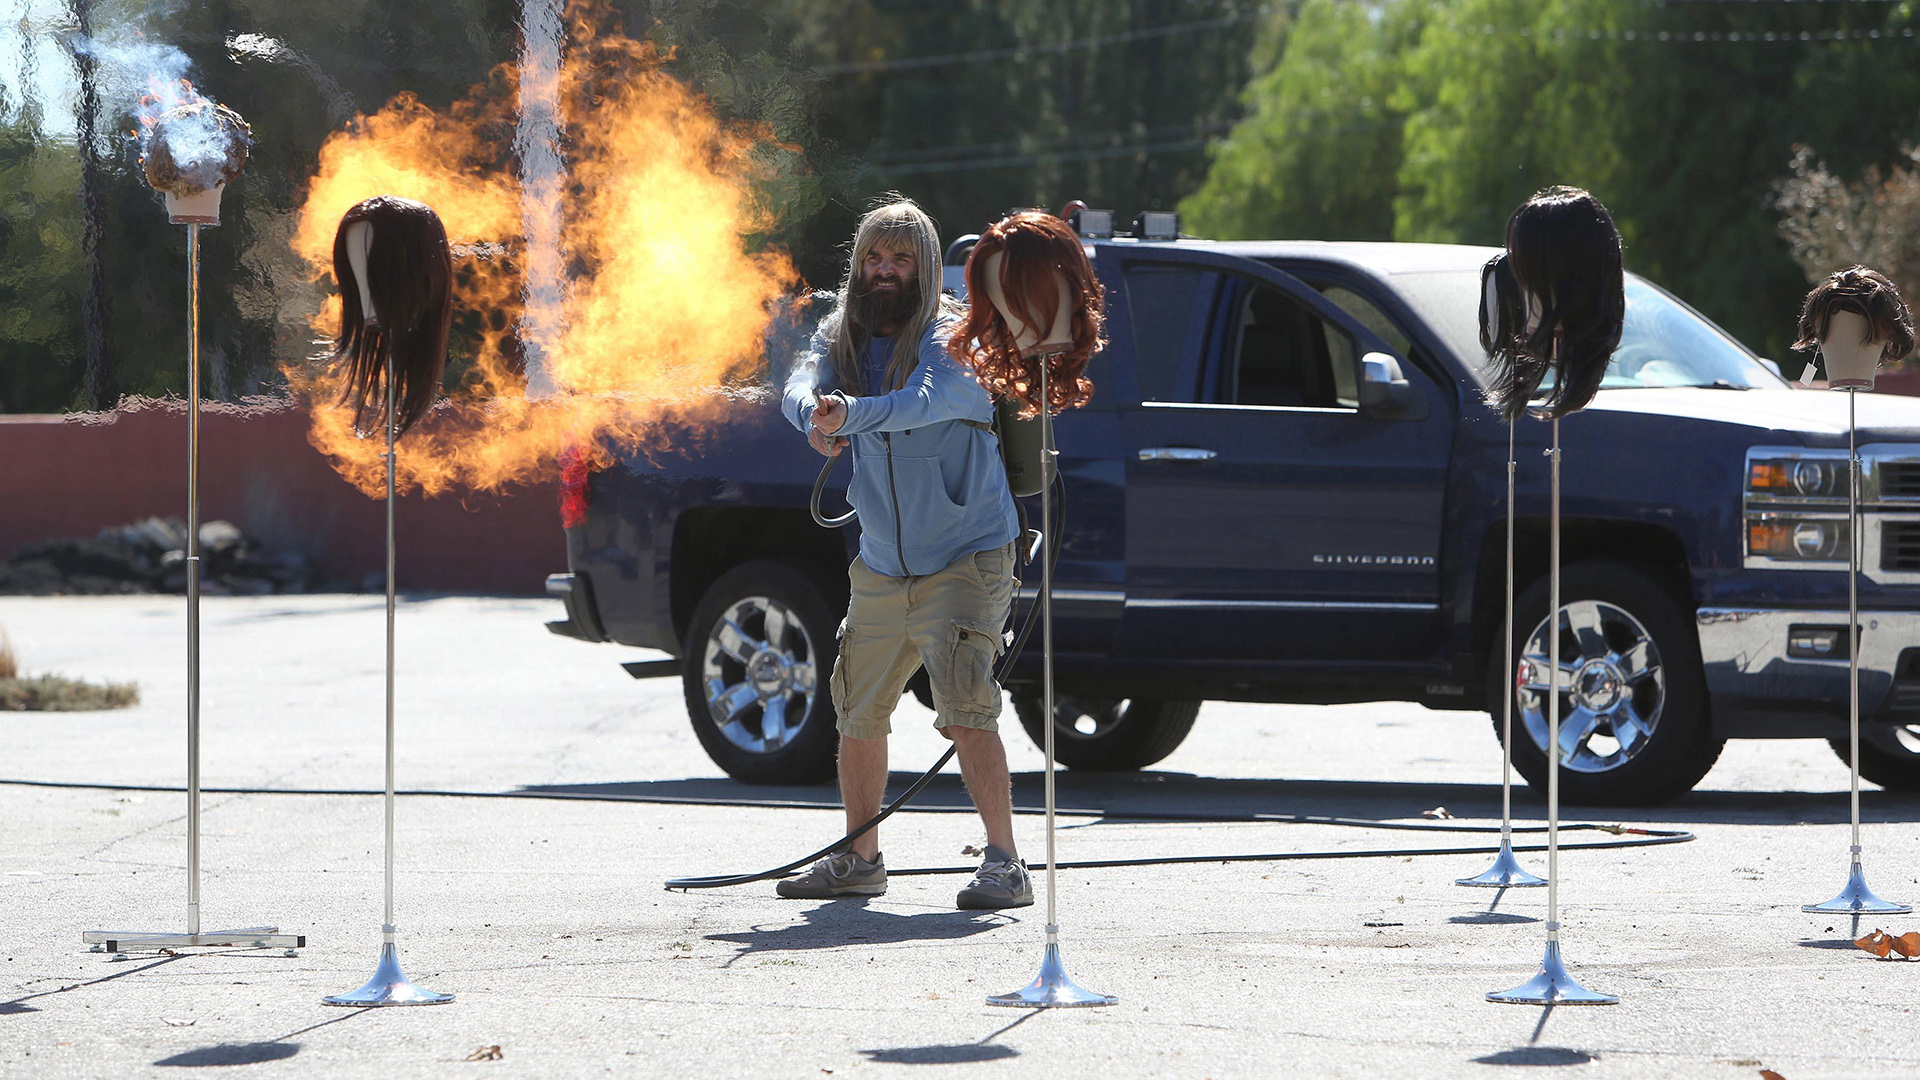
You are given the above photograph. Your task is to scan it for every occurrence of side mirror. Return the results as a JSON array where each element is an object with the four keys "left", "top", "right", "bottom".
[
  {"left": 1358, "top": 352, "right": 1427, "bottom": 419},
  {"left": 1759, "top": 357, "right": 1784, "bottom": 379}
]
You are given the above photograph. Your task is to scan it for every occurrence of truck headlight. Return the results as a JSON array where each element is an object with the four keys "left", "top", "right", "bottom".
[
  {"left": 1747, "top": 516, "right": 1850, "bottom": 561},
  {"left": 1749, "top": 458, "right": 1844, "bottom": 498}
]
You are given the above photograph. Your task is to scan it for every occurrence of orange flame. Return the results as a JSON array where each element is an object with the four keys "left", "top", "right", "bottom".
[{"left": 286, "top": 0, "right": 799, "bottom": 497}]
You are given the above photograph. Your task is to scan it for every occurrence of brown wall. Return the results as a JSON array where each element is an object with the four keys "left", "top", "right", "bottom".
[{"left": 0, "top": 400, "right": 564, "bottom": 596}]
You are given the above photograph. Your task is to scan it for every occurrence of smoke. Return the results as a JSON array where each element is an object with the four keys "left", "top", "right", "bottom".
[{"left": 285, "top": 0, "right": 802, "bottom": 498}]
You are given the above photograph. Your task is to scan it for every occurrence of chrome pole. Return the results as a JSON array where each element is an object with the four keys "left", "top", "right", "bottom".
[
  {"left": 1805, "top": 387, "right": 1908, "bottom": 916},
  {"left": 82, "top": 223, "right": 304, "bottom": 957},
  {"left": 324, "top": 345, "right": 453, "bottom": 1005},
  {"left": 1460, "top": 421, "right": 1545, "bottom": 889},
  {"left": 1489, "top": 417, "right": 1615, "bottom": 1005},
  {"left": 186, "top": 223, "right": 203, "bottom": 938},
  {"left": 989, "top": 354, "right": 1114, "bottom": 1009}
]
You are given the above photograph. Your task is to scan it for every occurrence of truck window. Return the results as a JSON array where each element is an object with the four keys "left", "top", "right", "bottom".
[
  {"left": 1125, "top": 266, "right": 1210, "bottom": 402},
  {"left": 1316, "top": 284, "right": 1412, "bottom": 358},
  {"left": 1226, "top": 284, "right": 1360, "bottom": 410}
]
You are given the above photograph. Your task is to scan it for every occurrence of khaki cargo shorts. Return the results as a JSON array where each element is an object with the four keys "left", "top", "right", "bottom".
[{"left": 830, "top": 541, "right": 1017, "bottom": 740}]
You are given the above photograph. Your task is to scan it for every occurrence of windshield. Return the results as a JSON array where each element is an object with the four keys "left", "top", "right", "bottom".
[{"left": 1392, "top": 269, "right": 1787, "bottom": 390}]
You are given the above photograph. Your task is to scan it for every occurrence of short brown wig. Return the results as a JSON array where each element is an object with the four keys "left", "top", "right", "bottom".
[
  {"left": 949, "top": 211, "right": 1104, "bottom": 417},
  {"left": 1791, "top": 265, "right": 1915, "bottom": 363}
]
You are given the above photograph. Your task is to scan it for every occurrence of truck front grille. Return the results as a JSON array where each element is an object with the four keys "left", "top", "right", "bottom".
[
  {"left": 1884, "top": 462, "right": 1920, "bottom": 498},
  {"left": 1887, "top": 521, "right": 1920, "bottom": 571}
]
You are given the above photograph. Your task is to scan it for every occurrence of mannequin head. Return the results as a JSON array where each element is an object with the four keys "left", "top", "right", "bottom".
[
  {"left": 1479, "top": 186, "right": 1625, "bottom": 421},
  {"left": 330, "top": 196, "right": 454, "bottom": 436},
  {"left": 951, "top": 211, "right": 1104, "bottom": 417},
  {"left": 1792, "top": 265, "right": 1914, "bottom": 389}
]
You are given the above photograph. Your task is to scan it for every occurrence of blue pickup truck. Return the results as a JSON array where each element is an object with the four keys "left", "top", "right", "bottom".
[{"left": 546, "top": 231, "right": 1920, "bottom": 806}]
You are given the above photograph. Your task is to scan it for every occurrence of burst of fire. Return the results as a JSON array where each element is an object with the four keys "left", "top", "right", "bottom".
[{"left": 286, "top": 0, "right": 799, "bottom": 497}]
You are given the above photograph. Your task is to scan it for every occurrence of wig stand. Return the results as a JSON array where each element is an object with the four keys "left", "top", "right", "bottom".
[
  {"left": 83, "top": 224, "right": 306, "bottom": 958},
  {"left": 1488, "top": 419, "right": 1616, "bottom": 1006},
  {"left": 324, "top": 350, "right": 453, "bottom": 1007},
  {"left": 1459, "top": 422, "right": 1547, "bottom": 890},
  {"left": 1804, "top": 388, "right": 1909, "bottom": 917},
  {"left": 989, "top": 359, "right": 1115, "bottom": 1010}
]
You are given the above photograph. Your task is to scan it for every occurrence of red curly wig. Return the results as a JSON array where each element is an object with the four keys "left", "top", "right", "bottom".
[{"left": 949, "top": 211, "right": 1104, "bottom": 417}]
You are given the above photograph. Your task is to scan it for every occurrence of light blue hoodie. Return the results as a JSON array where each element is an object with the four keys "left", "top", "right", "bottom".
[{"left": 784, "top": 318, "right": 1019, "bottom": 578}]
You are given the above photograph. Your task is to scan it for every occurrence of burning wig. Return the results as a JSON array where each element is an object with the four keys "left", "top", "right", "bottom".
[
  {"left": 330, "top": 196, "right": 453, "bottom": 437},
  {"left": 950, "top": 211, "right": 1104, "bottom": 418},
  {"left": 1791, "top": 265, "right": 1915, "bottom": 364},
  {"left": 1479, "top": 186, "right": 1625, "bottom": 421}
]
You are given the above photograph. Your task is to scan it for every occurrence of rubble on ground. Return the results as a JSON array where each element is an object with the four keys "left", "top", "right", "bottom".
[{"left": 0, "top": 517, "right": 319, "bottom": 596}]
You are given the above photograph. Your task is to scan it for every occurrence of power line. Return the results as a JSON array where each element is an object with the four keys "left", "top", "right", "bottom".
[
  {"left": 1471, "top": 23, "right": 1920, "bottom": 40},
  {"left": 869, "top": 120, "right": 1238, "bottom": 166},
  {"left": 869, "top": 136, "right": 1220, "bottom": 176},
  {"left": 816, "top": 8, "right": 1270, "bottom": 75}
]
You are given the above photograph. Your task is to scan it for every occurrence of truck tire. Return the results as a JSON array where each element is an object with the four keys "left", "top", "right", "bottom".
[
  {"left": 1490, "top": 560, "right": 1722, "bottom": 806},
  {"left": 1830, "top": 728, "right": 1920, "bottom": 792},
  {"left": 682, "top": 560, "right": 843, "bottom": 785},
  {"left": 1012, "top": 693, "right": 1201, "bottom": 771}
]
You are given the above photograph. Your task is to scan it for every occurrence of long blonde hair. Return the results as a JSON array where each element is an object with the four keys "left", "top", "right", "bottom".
[{"left": 824, "top": 195, "right": 960, "bottom": 395}]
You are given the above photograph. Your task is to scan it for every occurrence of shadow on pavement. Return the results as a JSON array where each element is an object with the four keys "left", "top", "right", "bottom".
[
  {"left": 155, "top": 1043, "right": 301, "bottom": 1067},
  {"left": 523, "top": 770, "right": 1920, "bottom": 827},
  {"left": 858, "top": 1010, "right": 1035, "bottom": 1065},
  {"left": 704, "top": 900, "right": 1014, "bottom": 966},
  {"left": 1472, "top": 1047, "right": 1597, "bottom": 1066},
  {"left": 1, "top": 954, "right": 182, "bottom": 1016},
  {"left": 152, "top": 1010, "right": 369, "bottom": 1068}
]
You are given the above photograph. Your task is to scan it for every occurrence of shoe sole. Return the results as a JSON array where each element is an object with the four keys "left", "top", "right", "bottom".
[
  {"left": 955, "top": 891, "right": 1034, "bottom": 910},
  {"left": 776, "top": 882, "right": 887, "bottom": 899}
]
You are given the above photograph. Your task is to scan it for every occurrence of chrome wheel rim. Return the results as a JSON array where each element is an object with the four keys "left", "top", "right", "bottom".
[
  {"left": 1865, "top": 725, "right": 1920, "bottom": 757},
  {"left": 701, "top": 595, "right": 816, "bottom": 755},
  {"left": 1515, "top": 600, "right": 1665, "bottom": 774},
  {"left": 1049, "top": 696, "right": 1129, "bottom": 741}
]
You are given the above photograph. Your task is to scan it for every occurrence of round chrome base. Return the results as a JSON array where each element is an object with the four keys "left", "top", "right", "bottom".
[
  {"left": 1487, "top": 941, "right": 1617, "bottom": 1006},
  {"left": 986, "top": 943, "right": 1116, "bottom": 1009},
  {"left": 322, "top": 943, "right": 453, "bottom": 1007},
  {"left": 1457, "top": 841, "right": 1548, "bottom": 888},
  {"left": 1803, "top": 863, "right": 1911, "bottom": 915}
]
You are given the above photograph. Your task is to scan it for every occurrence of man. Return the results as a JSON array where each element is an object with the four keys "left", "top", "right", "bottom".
[{"left": 779, "top": 196, "right": 1030, "bottom": 910}]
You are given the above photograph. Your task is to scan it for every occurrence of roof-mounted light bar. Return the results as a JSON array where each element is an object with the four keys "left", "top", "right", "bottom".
[{"left": 1132, "top": 210, "right": 1179, "bottom": 241}]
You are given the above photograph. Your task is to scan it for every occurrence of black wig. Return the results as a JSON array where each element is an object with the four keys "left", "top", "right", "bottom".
[
  {"left": 1479, "top": 186, "right": 1626, "bottom": 421},
  {"left": 1791, "top": 265, "right": 1915, "bottom": 366},
  {"left": 331, "top": 196, "right": 454, "bottom": 437}
]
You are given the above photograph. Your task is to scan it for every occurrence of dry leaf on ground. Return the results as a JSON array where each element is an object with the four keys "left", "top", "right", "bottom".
[
  {"left": 1856, "top": 930, "right": 1892, "bottom": 958},
  {"left": 465, "top": 1045, "right": 503, "bottom": 1061}
]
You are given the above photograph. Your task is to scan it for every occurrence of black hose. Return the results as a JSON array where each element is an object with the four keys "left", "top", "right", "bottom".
[{"left": 810, "top": 450, "right": 857, "bottom": 529}]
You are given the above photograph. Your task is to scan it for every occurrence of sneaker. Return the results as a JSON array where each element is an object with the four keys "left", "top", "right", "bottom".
[
  {"left": 775, "top": 851, "right": 887, "bottom": 899},
  {"left": 955, "top": 846, "right": 1034, "bottom": 909}
]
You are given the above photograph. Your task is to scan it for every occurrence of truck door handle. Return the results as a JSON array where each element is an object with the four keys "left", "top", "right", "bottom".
[{"left": 1137, "top": 447, "right": 1218, "bottom": 462}]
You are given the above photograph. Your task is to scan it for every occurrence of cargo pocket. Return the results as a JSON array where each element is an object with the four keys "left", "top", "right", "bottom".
[
  {"left": 935, "top": 617, "right": 1003, "bottom": 719},
  {"left": 972, "top": 543, "right": 1013, "bottom": 591},
  {"left": 829, "top": 622, "right": 854, "bottom": 716}
]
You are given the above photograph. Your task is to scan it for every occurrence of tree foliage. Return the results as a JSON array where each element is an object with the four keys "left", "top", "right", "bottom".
[
  {"left": 1184, "top": 0, "right": 1920, "bottom": 359},
  {"left": 1, "top": 1, "right": 1255, "bottom": 411}
]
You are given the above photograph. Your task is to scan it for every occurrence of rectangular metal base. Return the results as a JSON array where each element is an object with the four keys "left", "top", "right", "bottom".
[{"left": 82, "top": 927, "right": 306, "bottom": 953}]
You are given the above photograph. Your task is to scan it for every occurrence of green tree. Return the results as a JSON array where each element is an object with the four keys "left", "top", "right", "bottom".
[{"left": 1182, "top": 0, "right": 1416, "bottom": 241}]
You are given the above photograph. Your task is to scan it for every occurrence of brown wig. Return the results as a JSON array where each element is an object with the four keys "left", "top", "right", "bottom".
[
  {"left": 1791, "top": 265, "right": 1915, "bottom": 364},
  {"left": 1480, "top": 186, "right": 1626, "bottom": 421},
  {"left": 331, "top": 196, "right": 454, "bottom": 437},
  {"left": 950, "top": 211, "right": 1104, "bottom": 418}
]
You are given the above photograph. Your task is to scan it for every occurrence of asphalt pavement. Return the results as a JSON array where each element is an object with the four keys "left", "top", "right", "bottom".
[{"left": 2, "top": 595, "right": 1917, "bottom": 1079}]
